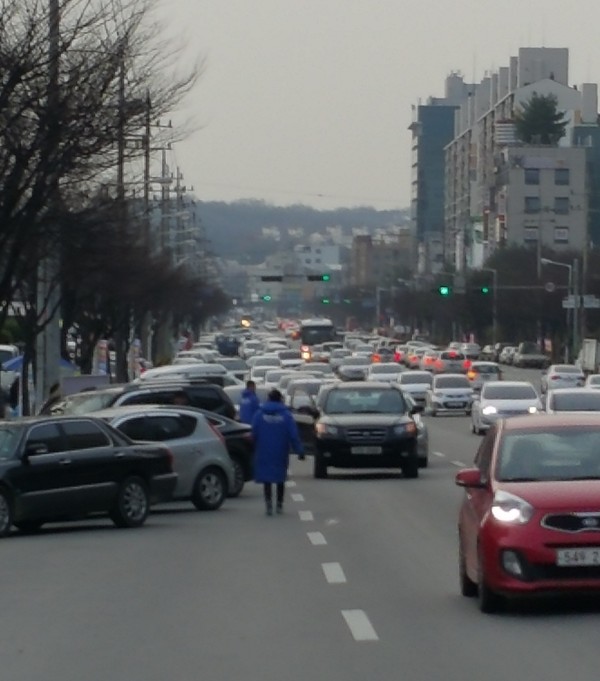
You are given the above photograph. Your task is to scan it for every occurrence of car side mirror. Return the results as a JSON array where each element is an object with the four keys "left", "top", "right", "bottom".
[
  {"left": 24, "top": 443, "right": 49, "bottom": 459},
  {"left": 455, "top": 467, "right": 487, "bottom": 488},
  {"left": 410, "top": 404, "right": 423, "bottom": 415}
]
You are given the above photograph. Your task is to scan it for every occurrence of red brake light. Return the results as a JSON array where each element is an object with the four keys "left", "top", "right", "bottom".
[
  {"left": 463, "top": 359, "right": 472, "bottom": 369},
  {"left": 449, "top": 351, "right": 457, "bottom": 358},
  {"left": 550, "top": 375, "right": 559, "bottom": 380}
]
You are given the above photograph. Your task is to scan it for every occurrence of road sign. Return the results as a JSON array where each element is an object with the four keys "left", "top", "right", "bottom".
[
  {"left": 562, "top": 295, "right": 600, "bottom": 309},
  {"left": 544, "top": 281, "right": 556, "bottom": 293}
]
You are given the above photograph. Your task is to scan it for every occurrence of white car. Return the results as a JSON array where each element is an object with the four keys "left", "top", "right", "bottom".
[
  {"left": 540, "top": 364, "right": 585, "bottom": 394},
  {"left": 426, "top": 374, "right": 474, "bottom": 416},
  {"left": 470, "top": 381, "right": 541, "bottom": 434},
  {"left": 366, "top": 362, "right": 405, "bottom": 383},
  {"left": 584, "top": 374, "right": 600, "bottom": 389},
  {"left": 543, "top": 388, "right": 600, "bottom": 414}
]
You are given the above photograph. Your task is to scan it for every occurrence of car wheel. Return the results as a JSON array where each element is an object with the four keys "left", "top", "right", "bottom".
[
  {"left": 110, "top": 477, "right": 150, "bottom": 528},
  {"left": 192, "top": 467, "right": 227, "bottom": 510},
  {"left": 403, "top": 457, "right": 419, "bottom": 479},
  {"left": 459, "top": 544, "right": 477, "bottom": 597},
  {"left": 314, "top": 453, "right": 328, "bottom": 479},
  {"left": 465, "top": 409, "right": 471, "bottom": 416},
  {"left": 14, "top": 520, "right": 44, "bottom": 534},
  {"left": 0, "top": 489, "right": 13, "bottom": 537},
  {"left": 228, "top": 455, "right": 246, "bottom": 498},
  {"left": 418, "top": 456, "right": 428, "bottom": 468}
]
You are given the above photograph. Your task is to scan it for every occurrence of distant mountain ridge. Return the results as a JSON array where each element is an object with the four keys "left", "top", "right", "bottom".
[{"left": 194, "top": 199, "right": 409, "bottom": 264}]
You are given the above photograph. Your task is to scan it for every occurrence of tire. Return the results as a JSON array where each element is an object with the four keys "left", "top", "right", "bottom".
[
  {"left": 192, "top": 467, "right": 227, "bottom": 510},
  {"left": 0, "top": 489, "right": 13, "bottom": 537},
  {"left": 418, "top": 456, "right": 428, "bottom": 469},
  {"left": 110, "top": 477, "right": 149, "bottom": 528},
  {"left": 314, "top": 452, "right": 328, "bottom": 479},
  {"left": 14, "top": 520, "right": 43, "bottom": 534},
  {"left": 228, "top": 455, "right": 245, "bottom": 498},
  {"left": 403, "top": 457, "right": 419, "bottom": 479},
  {"left": 459, "top": 544, "right": 477, "bottom": 597}
]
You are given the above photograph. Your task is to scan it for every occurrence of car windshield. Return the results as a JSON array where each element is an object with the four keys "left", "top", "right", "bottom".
[
  {"left": 497, "top": 429, "right": 600, "bottom": 481},
  {"left": 369, "top": 364, "right": 402, "bottom": 374},
  {"left": 553, "top": 365, "right": 582, "bottom": 374},
  {"left": 219, "top": 358, "right": 247, "bottom": 370},
  {"left": 0, "top": 425, "right": 23, "bottom": 460},
  {"left": 519, "top": 342, "right": 539, "bottom": 354},
  {"left": 399, "top": 374, "right": 432, "bottom": 385},
  {"left": 588, "top": 376, "right": 600, "bottom": 385},
  {"left": 435, "top": 377, "right": 469, "bottom": 389},
  {"left": 342, "top": 357, "right": 370, "bottom": 366},
  {"left": 483, "top": 385, "right": 537, "bottom": 400},
  {"left": 289, "top": 381, "right": 321, "bottom": 395},
  {"left": 551, "top": 393, "right": 600, "bottom": 411},
  {"left": 60, "top": 390, "right": 120, "bottom": 414},
  {"left": 441, "top": 352, "right": 465, "bottom": 360},
  {"left": 473, "top": 364, "right": 500, "bottom": 374},
  {"left": 324, "top": 389, "right": 406, "bottom": 414},
  {"left": 279, "top": 350, "right": 301, "bottom": 360}
]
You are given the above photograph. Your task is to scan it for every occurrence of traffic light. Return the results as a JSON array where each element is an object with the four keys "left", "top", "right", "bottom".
[
  {"left": 320, "top": 297, "right": 330, "bottom": 304},
  {"left": 480, "top": 286, "right": 490, "bottom": 294},
  {"left": 438, "top": 285, "right": 452, "bottom": 297},
  {"left": 261, "top": 295, "right": 272, "bottom": 302},
  {"left": 307, "top": 274, "right": 331, "bottom": 282}
]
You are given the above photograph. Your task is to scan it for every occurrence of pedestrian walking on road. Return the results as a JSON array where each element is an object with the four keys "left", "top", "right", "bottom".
[
  {"left": 252, "top": 388, "right": 304, "bottom": 515},
  {"left": 239, "top": 380, "right": 260, "bottom": 425}
]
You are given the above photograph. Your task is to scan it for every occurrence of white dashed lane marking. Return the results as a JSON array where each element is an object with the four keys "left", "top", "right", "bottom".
[
  {"left": 285, "top": 480, "right": 297, "bottom": 488},
  {"left": 299, "top": 510, "right": 314, "bottom": 521},
  {"left": 307, "top": 532, "right": 327, "bottom": 546},
  {"left": 452, "top": 460, "right": 466, "bottom": 467},
  {"left": 341, "top": 610, "right": 379, "bottom": 641},
  {"left": 433, "top": 451, "right": 446, "bottom": 458},
  {"left": 322, "top": 562, "right": 347, "bottom": 584},
  {"left": 291, "top": 493, "right": 305, "bottom": 502}
]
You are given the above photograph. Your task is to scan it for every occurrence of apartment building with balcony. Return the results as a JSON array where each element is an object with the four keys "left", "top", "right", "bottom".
[{"left": 444, "top": 47, "right": 599, "bottom": 270}]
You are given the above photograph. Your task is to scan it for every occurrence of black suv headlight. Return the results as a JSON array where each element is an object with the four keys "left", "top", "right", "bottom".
[
  {"left": 315, "top": 423, "right": 340, "bottom": 437},
  {"left": 393, "top": 422, "right": 417, "bottom": 436}
]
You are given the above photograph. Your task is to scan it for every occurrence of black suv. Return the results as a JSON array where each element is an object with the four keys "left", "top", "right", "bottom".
[
  {"left": 52, "top": 380, "right": 237, "bottom": 421},
  {"left": 310, "top": 382, "right": 423, "bottom": 479}
]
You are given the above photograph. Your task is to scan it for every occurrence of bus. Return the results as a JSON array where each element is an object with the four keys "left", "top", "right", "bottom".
[{"left": 299, "top": 318, "right": 337, "bottom": 361}]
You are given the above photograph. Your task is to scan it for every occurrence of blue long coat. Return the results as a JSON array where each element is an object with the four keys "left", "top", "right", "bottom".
[
  {"left": 252, "top": 400, "right": 304, "bottom": 483},
  {"left": 239, "top": 388, "right": 260, "bottom": 424}
]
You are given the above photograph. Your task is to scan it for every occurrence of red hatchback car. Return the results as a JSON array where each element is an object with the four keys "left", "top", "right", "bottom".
[{"left": 456, "top": 414, "right": 600, "bottom": 613}]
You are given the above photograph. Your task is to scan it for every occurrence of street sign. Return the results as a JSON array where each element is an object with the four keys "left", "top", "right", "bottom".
[
  {"left": 544, "top": 281, "right": 556, "bottom": 293},
  {"left": 562, "top": 295, "right": 600, "bottom": 309}
]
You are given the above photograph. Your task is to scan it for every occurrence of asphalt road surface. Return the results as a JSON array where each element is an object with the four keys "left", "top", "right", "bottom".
[{"left": 2, "top": 364, "right": 598, "bottom": 681}]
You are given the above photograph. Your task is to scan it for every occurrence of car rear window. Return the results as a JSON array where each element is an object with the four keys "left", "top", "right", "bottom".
[
  {"left": 473, "top": 365, "right": 500, "bottom": 374},
  {"left": 440, "top": 351, "right": 465, "bottom": 360},
  {"left": 553, "top": 365, "right": 582, "bottom": 374},
  {"left": 484, "top": 384, "right": 537, "bottom": 399},
  {"left": 551, "top": 393, "right": 600, "bottom": 411},
  {"left": 435, "top": 376, "right": 469, "bottom": 388},
  {"left": 399, "top": 374, "right": 432, "bottom": 385}
]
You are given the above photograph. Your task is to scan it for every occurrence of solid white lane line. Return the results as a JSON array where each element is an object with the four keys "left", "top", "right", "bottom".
[
  {"left": 433, "top": 451, "right": 446, "bottom": 458},
  {"left": 452, "top": 460, "right": 466, "bottom": 467},
  {"left": 299, "top": 510, "right": 314, "bottom": 521},
  {"left": 291, "top": 493, "right": 305, "bottom": 502},
  {"left": 285, "top": 480, "right": 297, "bottom": 488},
  {"left": 307, "top": 531, "right": 327, "bottom": 545},
  {"left": 322, "top": 562, "right": 347, "bottom": 584},
  {"left": 341, "top": 610, "right": 379, "bottom": 642}
]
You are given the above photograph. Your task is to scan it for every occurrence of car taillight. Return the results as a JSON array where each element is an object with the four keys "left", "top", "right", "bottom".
[
  {"left": 463, "top": 359, "right": 472, "bottom": 369},
  {"left": 394, "top": 352, "right": 401, "bottom": 362},
  {"left": 449, "top": 351, "right": 457, "bottom": 358},
  {"left": 467, "top": 370, "right": 476, "bottom": 379},
  {"left": 372, "top": 354, "right": 381, "bottom": 363},
  {"left": 550, "top": 375, "right": 559, "bottom": 380}
]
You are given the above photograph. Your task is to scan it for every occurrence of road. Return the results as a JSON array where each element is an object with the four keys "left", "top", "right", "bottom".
[{"left": 2, "top": 364, "right": 598, "bottom": 681}]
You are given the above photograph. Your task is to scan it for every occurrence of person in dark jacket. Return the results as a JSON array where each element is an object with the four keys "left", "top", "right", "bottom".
[
  {"left": 252, "top": 388, "right": 305, "bottom": 515},
  {"left": 239, "top": 380, "right": 260, "bottom": 425}
]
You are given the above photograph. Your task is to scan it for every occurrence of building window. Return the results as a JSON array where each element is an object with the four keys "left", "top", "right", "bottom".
[
  {"left": 524, "top": 196, "right": 541, "bottom": 214},
  {"left": 554, "top": 197, "right": 570, "bottom": 215},
  {"left": 555, "top": 168, "right": 570, "bottom": 185},
  {"left": 315, "top": 258, "right": 321, "bottom": 263},
  {"left": 524, "top": 168, "right": 540, "bottom": 185},
  {"left": 523, "top": 227, "right": 539, "bottom": 243},
  {"left": 305, "top": 258, "right": 311, "bottom": 264},
  {"left": 554, "top": 227, "right": 569, "bottom": 244}
]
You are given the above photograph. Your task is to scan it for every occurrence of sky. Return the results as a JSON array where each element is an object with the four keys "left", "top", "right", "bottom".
[{"left": 155, "top": 0, "right": 600, "bottom": 211}]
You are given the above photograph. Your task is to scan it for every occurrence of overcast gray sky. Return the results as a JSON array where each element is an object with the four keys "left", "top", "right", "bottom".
[{"left": 158, "top": 0, "right": 600, "bottom": 210}]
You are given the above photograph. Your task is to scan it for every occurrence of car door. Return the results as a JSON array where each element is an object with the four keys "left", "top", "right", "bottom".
[
  {"left": 13, "top": 422, "right": 74, "bottom": 519},
  {"left": 288, "top": 390, "right": 318, "bottom": 457},
  {"left": 59, "top": 419, "right": 119, "bottom": 513}
]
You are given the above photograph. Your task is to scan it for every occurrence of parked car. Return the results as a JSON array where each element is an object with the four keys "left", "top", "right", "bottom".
[
  {"left": 95, "top": 405, "right": 236, "bottom": 509},
  {"left": 426, "top": 374, "right": 474, "bottom": 416},
  {"left": 309, "top": 382, "right": 424, "bottom": 478},
  {"left": 479, "top": 345, "right": 495, "bottom": 361},
  {"left": 0, "top": 416, "right": 177, "bottom": 536},
  {"left": 540, "top": 364, "right": 585, "bottom": 394},
  {"left": 512, "top": 341, "right": 549, "bottom": 369},
  {"left": 542, "top": 388, "right": 600, "bottom": 414},
  {"left": 470, "top": 381, "right": 541, "bottom": 435},
  {"left": 493, "top": 342, "right": 517, "bottom": 363},
  {"left": 456, "top": 414, "right": 600, "bottom": 612},
  {"left": 498, "top": 346, "right": 517, "bottom": 365},
  {"left": 466, "top": 361, "right": 502, "bottom": 392}
]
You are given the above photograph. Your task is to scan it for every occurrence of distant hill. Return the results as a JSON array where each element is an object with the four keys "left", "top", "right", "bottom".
[{"left": 193, "top": 199, "right": 409, "bottom": 264}]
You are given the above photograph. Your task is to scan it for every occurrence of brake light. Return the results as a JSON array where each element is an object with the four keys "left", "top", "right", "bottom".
[
  {"left": 372, "top": 354, "right": 381, "bottom": 363},
  {"left": 449, "top": 351, "right": 457, "bottom": 358},
  {"left": 467, "top": 370, "right": 476, "bottom": 379},
  {"left": 550, "top": 375, "right": 559, "bottom": 380},
  {"left": 463, "top": 359, "right": 472, "bottom": 369}
]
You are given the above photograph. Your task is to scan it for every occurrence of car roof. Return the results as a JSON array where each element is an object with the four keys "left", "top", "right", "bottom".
[
  {"left": 502, "top": 413, "right": 600, "bottom": 430},
  {"left": 547, "top": 387, "right": 599, "bottom": 394},
  {"left": 484, "top": 380, "right": 534, "bottom": 388}
]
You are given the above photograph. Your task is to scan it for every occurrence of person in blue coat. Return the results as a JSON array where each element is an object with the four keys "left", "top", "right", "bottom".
[
  {"left": 252, "top": 389, "right": 305, "bottom": 515},
  {"left": 239, "top": 380, "right": 260, "bottom": 425}
]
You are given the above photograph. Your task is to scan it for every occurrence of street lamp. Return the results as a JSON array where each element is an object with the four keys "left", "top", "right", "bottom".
[{"left": 540, "top": 257, "right": 577, "bottom": 362}]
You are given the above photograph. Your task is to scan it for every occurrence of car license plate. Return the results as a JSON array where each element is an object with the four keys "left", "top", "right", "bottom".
[
  {"left": 447, "top": 401, "right": 465, "bottom": 408},
  {"left": 556, "top": 548, "right": 600, "bottom": 566},
  {"left": 351, "top": 446, "right": 382, "bottom": 455}
]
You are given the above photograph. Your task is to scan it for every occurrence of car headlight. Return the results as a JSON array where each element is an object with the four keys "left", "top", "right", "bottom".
[
  {"left": 490, "top": 490, "right": 533, "bottom": 524},
  {"left": 528, "top": 406, "right": 538, "bottom": 414},
  {"left": 393, "top": 422, "right": 417, "bottom": 436},
  {"left": 482, "top": 405, "right": 497, "bottom": 415},
  {"left": 315, "top": 423, "right": 339, "bottom": 437}
]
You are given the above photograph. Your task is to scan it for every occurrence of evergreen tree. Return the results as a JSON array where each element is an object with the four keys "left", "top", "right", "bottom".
[{"left": 514, "top": 93, "right": 568, "bottom": 145}]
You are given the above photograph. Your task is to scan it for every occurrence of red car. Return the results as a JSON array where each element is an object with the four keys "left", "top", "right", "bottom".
[{"left": 456, "top": 414, "right": 600, "bottom": 613}]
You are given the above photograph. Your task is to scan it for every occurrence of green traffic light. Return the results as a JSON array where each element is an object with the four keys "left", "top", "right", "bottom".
[
  {"left": 322, "top": 274, "right": 331, "bottom": 281},
  {"left": 321, "top": 298, "right": 330, "bottom": 304},
  {"left": 262, "top": 295, "right": 272, "bottom": 302},
  {"left": 438, "top": 285, "right": 451, "bottom": 296},
  {"left": 481, "top": 286, "right": 490, "bottom": 294}
]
